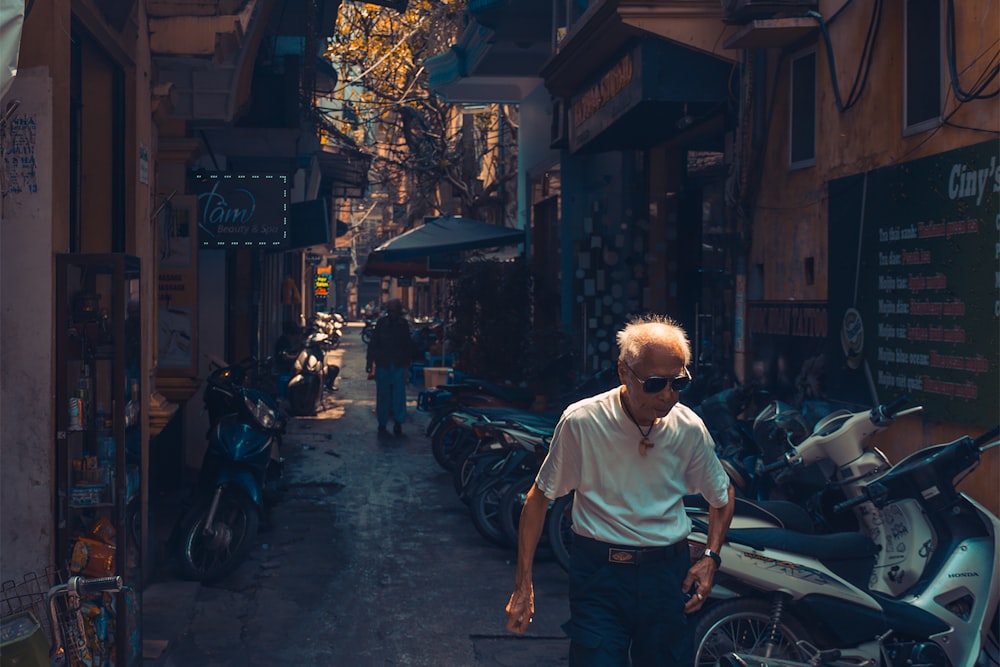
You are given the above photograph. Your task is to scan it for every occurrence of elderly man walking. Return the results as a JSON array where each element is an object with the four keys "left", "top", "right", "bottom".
[{"left": 505, "top": 313, "right": 735, "bottom": 666}]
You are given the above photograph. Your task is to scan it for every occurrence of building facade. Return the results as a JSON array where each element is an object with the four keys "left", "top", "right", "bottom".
[
  {"left": 426, "top": 0, "right": 999, "bottom": 512},
  {"left": 0, "top": 0, "right": 381, "bottom": 598}
]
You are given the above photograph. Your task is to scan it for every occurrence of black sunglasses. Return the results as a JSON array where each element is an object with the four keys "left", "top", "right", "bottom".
[{"left": 623, "top": 362, "right": 692, "bottom": 394}]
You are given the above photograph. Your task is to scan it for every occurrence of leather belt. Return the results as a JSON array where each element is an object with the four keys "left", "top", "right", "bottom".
[{"left": 573, "top": 534, "right": 687, "bottom": 565}]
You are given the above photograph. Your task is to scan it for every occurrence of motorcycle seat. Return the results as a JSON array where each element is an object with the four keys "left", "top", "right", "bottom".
[
  {"left": 685, "top": 496, "right": 816, "bottom": 534},
  {"left": 726, "top": 527, "right": 877, "bottom": 589}
]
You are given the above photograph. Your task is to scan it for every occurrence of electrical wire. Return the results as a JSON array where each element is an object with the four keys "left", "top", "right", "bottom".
[
  {"left": 946, "top": 0, "right": 1000, "bottom": 101},
  {"left": 808, "top": 0, "right": 882, "bottom": 113}
]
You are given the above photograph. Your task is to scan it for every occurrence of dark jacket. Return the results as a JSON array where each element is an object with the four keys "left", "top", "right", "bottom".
[{"left": 366, "top": 314, "right": 415, "bottom": 370}]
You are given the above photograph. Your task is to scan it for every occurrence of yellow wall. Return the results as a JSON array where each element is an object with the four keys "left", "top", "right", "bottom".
[{"left": 750, "top": 0, "right": 999, "bottom": 514}]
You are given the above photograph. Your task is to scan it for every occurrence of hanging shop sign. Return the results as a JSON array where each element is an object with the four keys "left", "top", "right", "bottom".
[
  {"left": 569, "top": 49, "right": 638, "bottom": 153},
  {"left": 566, "top": 39, "right": 733, "bottom": 154},
  {"left": 314, "top": 265, "right": 331, "bottom": 310},
  {"left": 744, "top": 300, "right": 832, "bottom": 421},
  {"left": 192, "top": 172, "right": 288, "bottom": 247},
  {"left": 826, "top": 139, "right": 999, "bottom": 427}
]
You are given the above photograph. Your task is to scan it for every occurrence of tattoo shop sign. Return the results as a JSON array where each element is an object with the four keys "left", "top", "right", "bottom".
[{"left": 193, "top": 172, "right": 288, "bottom": 247}]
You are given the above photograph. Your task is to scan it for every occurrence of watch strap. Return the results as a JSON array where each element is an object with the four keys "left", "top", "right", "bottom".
[{"left": 702, "top": 548, "right": 722, "bottom": 567}]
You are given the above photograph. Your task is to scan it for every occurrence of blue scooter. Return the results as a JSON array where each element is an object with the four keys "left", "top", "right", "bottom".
[{"left": 175, "top": 359, "right": 287, "bottom": 583}]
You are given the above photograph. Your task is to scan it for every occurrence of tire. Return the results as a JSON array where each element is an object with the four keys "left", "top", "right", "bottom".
[
  {"left": 546, "top": 492, "right": 574, "bottom": 572},
  {"left": 983, "top": 604, "right": 999, "bottom": 665},
  {"left": 361, "top": 327, "right": 373, "bottom": 344},
  {"left": 431, "top": 422, "right": 467, "bottom": 471},
  {"left": 177, "top": 488, "right": 260, "bottom": 584},
  {"left": 498, "top": 473, "right": 537, "bottom": 548},
  {"left": 469, "top": 475, "right": 514, "bottom": 548},
  {"left": 693, "top": 598, "right": 814, "bottom": 667},
  {"left": 452, "top": 445, "right": 504, "bottom": 501}
]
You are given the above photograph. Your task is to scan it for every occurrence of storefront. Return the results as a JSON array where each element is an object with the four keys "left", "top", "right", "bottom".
[{"left": 543, "top": 27, "right": 738, "bottom": 378}]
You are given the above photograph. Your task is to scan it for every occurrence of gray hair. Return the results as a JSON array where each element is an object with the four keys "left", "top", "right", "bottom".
[{"left": 616, "top": 314, "right": 691, "bottom": 365}]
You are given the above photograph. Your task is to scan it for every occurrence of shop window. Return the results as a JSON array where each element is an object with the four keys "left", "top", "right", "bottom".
[
  {"left": 789, "top": 49, "right": 816, "bottom": 169},
  {"left": 904, "top": 0, "right": 943, "bottom": 133}
]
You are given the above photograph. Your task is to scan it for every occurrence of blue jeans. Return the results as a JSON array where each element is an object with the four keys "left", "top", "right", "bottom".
[
  {"left": 374, "top": 364, "right": 407, "bottom": 427},
  {"left": 563, "top": 536, "right": 693, "bottom": 667}
]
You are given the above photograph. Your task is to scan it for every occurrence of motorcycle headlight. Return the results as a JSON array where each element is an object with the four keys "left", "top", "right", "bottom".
[{"left": 244, "top": 394, "right": 278, "bottom": 429}]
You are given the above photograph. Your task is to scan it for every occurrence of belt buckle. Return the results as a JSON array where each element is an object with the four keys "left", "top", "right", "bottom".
[{"left": 608, "top": 548, "right": 637, "bottom": 564}]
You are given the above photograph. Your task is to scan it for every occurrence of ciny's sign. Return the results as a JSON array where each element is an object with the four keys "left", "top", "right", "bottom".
[{"left": 193, "top": 172, "right": 289, "bottom": 247}]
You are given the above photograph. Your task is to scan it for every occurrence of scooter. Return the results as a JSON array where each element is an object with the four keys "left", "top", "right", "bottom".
[
  {"left": 286, "top": 331, "right": 338, "bottom": 416},
  {"left": 175, "top": 360, "right": 287, "bottom": 583},
  {"left": 688, "top": 415, "right": 1000, "bottom": 666},
  {"left": 309, "top": 311, "right": 344, "bottom": 349},
  {"left": 422, "top": 366, "right": 617, "bottom": 472},
  {"left": 361, "top": 318, "right": 377, "bottom": 344}
]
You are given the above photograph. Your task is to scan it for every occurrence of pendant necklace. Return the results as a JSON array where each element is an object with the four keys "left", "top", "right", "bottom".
[{"left": 621, "top": 391, "right": 658, "bottom": 456}]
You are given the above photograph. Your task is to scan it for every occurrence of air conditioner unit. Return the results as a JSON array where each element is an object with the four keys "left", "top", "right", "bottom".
[
  {"left": 721, "top": 0, "right": 818, "bottom": 24},
  {"left": 550, "top": 97, "right": 569, "bottom": 150}
]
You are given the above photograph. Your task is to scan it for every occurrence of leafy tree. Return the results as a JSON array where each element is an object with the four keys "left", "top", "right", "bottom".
[{"left": 323, "top": 1, "right": 519, "bottom": 227}]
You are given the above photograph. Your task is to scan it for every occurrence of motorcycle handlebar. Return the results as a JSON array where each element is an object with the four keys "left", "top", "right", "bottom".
[
  {"left": 759, "top": 455, "right": 792, "bottom": 475},
  {"left": 869, "top": 394, "right": 912, "bottom": 425},
  {"left": 832, "top": 492, "right": 875, "bottom": 514},
  {"left": 974, "top": 425, "right": 1000, "bottom": 449}
]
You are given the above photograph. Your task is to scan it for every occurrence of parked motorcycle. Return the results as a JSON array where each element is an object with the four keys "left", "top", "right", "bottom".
[
  {"left": 360, "top": 318, "right": 377, "bottom": 344},
  {"left": 175, "top": 360, "right": 287, "bottom": 583},
  {"left": 286, "top": 331, "right": 339, "bottom": 416},
  {"left": 309, "top": 311, "right": 344, "bottom": 349},
  {"left": 460, "top": 418, "right": 553, "bottom": 546},
  {"left": 687, "top": 402, "right": 1000, "bottom": 667},
  {"left": 422, "top": 366, "right": 617, "bottom": 472}
]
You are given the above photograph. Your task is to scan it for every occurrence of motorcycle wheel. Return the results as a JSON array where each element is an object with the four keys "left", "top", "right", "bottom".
[
  {"left": 361, "top": 328, "right": 373, "bottom": 344},
  {"left": 498, "top": 472, "right": 538, "bottom": 548},
  {"left": 452, "top": 445, "right": 504, "bottom": 501},
  {"left": 546, "top": 492, "right": 574, "bottom": 573},
  {"left": 431, "top": 421, "right": 467, "bottom": 471},
  {"left": 693, "top": 598, "right": 813, "bottom": 667},
  {"left": 177, "top": 489, "right": 260, "bottom": 584},
  {"left": 469, "top": 475, "right": 514, "bottom": 548},
  {"left": 983, "top": 605, "right": 999, "bottom": 665},
  {"left": 287, "top": 382, "right": 314, "bottom": 417}
]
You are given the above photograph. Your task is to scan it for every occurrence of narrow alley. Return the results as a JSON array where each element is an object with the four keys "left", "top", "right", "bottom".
[{"left": 142, "top": 322, "right": 571, "bottom": 667}]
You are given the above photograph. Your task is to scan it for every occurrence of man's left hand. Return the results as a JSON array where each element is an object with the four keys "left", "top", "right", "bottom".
[{"left": 682, "top": 555, "right": 716, "bottom": 614}]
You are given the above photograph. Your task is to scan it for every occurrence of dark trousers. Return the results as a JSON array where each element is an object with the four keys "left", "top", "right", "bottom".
[{"left": 562, "top": 535, "right": 694, "bottom": 667}]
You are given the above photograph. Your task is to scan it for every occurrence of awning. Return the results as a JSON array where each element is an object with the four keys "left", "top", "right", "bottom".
[
  {"left": 371, "top": 216, "right": 524, "bottom": 261},
  {"left": 361, "top": 216, "right": 524, "bottom": 278},
  {"left": 360, "top": 254, "right": 456, "bottom": 278}
]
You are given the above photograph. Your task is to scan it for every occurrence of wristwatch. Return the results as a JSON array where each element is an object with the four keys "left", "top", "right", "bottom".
[{"left": 702, "top": 548, "right": 722, "bottom": 567}]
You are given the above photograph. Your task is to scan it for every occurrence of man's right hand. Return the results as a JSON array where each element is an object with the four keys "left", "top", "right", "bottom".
[{"left": 504, "top": 584, "right": 534, "bottom": 633}]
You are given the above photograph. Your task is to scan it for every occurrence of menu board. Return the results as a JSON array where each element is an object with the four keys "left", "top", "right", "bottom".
[{"left": 827, "top": 140, "right": 998, "bottom": 427}]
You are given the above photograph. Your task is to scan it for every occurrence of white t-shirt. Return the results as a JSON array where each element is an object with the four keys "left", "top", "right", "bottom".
[{"left": 536, "top": 386, "right": 730, "bottom": 547}]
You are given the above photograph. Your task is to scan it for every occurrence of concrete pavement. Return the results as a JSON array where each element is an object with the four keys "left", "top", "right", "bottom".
[{"left": 141, "top": 322, "right": 570, "bottom": 666}]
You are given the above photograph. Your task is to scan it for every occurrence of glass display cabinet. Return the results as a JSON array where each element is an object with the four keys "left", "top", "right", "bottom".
[{"left": 55, "top": 253, "right": 142, "bottom": 666}]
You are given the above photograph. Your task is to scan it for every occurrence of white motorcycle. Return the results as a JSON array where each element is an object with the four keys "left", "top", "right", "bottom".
[
  {"left": 687, "top": 399, "right": 999, "bottom": 667},
  {"left": 286, "top": 331, "right": 333, "bottom": 415}
]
